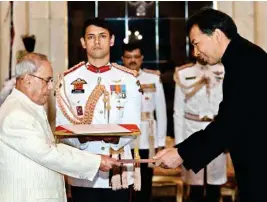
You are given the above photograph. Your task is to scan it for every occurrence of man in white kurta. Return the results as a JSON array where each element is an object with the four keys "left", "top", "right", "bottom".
[
  {"left": 122, "top": 42, "right": 167, "bottom": 202},
  {"left": 56, "top": 18, "right": 142, "bottom": 202},
  {"left": 173, "top": 60, "right": 227, "bottom": 202},
  {"left": 0, "top": 53, "right": 117, "bottom": 202}
]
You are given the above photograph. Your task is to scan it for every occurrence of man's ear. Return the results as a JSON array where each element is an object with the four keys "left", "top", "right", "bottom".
[
  {"left": 23, "top": 75, "right": 31, "bottom": 84},
  {"left": 214, "top": 28, "right": 223, "bottom": 43},
  {"left": 80, "top": 37, "right": 86, "bottom": 49},
  {"left": 110, "top": 35, "right": 115, "bottom": 47}
]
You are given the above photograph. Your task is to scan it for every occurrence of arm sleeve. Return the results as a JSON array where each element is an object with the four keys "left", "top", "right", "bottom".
[
  {"left": 177, "top": 81, "right": 247, "bottom": 173},
  {"left": 1, "top": 111, "right": 101, "bottom": 181},
  {"left": 173, "top": 82, "right": 186, "bottom": 145},
  {"left": 154, "top": 78, "right": 167, "bottom": 147}
]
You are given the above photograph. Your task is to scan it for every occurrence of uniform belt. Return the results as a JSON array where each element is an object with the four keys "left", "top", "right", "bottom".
[
  {"left": 141, "top": 112, "right": 154, "bottom": 121},
  {"left": 184, "top": 112, "right": 214, "bottom": 122}
]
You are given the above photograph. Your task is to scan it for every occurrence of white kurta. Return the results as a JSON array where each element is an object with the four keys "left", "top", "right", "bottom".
[
  {"left": 174, "top": 62, "right": 227, "bottom": 185},
  {"left": 130, "top": 70, "right": 167, "bottom": 150},
  {"left": 56, "top": 62, "right": 141, "bottom": 188},
  {"left": 0, "top": 89, "right": 101, "bottom": 202}
]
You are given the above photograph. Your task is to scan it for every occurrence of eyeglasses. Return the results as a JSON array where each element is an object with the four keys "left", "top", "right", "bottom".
[
  {"left": 29, "top": 74, "right": 53, "bottom": 84},
  {"left": 123, "top": 55, "right": 142, "bottom": 59}
]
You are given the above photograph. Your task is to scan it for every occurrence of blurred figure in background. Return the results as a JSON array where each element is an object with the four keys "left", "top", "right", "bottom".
[
  {"left": 173, "top": 53, "right": 226, "bottom": 202},
  {"left": 0, "top": 77, "right": 16, "bottom": 106},
  {"left": 122, "top": 41, "right": 167, "bottom": 202}
]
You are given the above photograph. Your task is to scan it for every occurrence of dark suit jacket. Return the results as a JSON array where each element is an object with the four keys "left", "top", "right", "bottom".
[{"left": 177, "top": 34, "right": 267, "bottom": 201}]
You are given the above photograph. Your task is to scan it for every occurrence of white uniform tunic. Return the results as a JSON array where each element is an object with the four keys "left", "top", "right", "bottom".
[
  {"left": 174, "top": 62, "right": 227, "bottom": 185},
  {"left": 130, "top": 70, "right": 167, "bottom": 151},
  {"left": 56, "top": 62, "right": 141, "bottom": 188}
]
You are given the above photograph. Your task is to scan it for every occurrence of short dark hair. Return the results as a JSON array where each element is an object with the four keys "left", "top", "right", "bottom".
[
  {"left": 81, "top": 18, "right": 113, "bottom": 38},
  {"left": 122, "top": 41, "right": 144, "bottom": 55},
  {"left": 186, "top": 8, "right": 238, "bottom": 39}
]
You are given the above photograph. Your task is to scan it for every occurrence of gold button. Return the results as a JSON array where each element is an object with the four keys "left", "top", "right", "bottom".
[{"left": 100, "top": 110, "right": 103, "bottom": 114}]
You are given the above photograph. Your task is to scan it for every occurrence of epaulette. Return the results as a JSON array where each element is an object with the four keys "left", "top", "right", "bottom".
[
  {"left": 143, "top": 68, "right": 161, "bottom": 76},
  {"left": 111, "top": 63, "right": 138, "bottom": 77},
  {"left": 63, "top": 61, "right": 85, "bottom": 76},
  {"left": 175, "top": 62, "right": 195, "bottom": 72},
  {"left": 173, "top": 63, "right": 194, "bottom": 84}
]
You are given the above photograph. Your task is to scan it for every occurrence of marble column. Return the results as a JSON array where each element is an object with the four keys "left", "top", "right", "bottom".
[
  {"left": 254, "top": 1, "right": 267, "bottom": 52},
  {"left": 218, "top": 1, "right": 267, "bottom": 51},
  {"left": 232, "top": 1, "right": 255, "bottom": 43},
  {"left": 0, "top": 2, "right": 11, "bottom": 87},
  {"left": 48, "top": 1, "right": 68, "bottom": 128},
  {"left": 0, "top": 1, "right": 67, "bottom": 127}
]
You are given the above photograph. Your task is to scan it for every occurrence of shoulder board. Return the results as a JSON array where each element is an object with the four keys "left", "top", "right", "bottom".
[
  {"left": 173, "top": 63, "right": 194, "bottom": 85},
  {"left": 142, "top": 68, "right": 161, "bottom": 76},
  {"left": 63, "top": 61, "right": 85, "bottom": 76},
  {"left": 175, "top": 62, "right": 195, "bottom": 72},
  {"left": 111, "top": 63, "right": 138, "bottom": 77}
]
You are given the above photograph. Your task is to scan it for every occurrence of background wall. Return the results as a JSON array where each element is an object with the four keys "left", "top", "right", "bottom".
[{"left": 0, "top": 1, "right": 67, "bottom": 128}]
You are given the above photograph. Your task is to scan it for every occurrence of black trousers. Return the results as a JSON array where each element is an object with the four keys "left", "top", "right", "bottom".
[
  {"left": 71, "top": 186, "right": 131, "bottom": 202},
  {"left": 189, "top": 167, "right": 221, "bottom": 202},
  {"left": 131, "top": 149, "right": 153, "bottom": 202},
  {"left": 189, "top": 184, "right": 221, "bottom": 202}
]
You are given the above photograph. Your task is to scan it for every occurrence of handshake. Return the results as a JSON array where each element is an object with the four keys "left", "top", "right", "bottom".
[{"left": 100, "top": 147, "right": 183, "bottom": 172}]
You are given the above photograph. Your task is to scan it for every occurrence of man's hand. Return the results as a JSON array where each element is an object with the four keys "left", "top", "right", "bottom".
[
  {"left": 99, "top": 155, "right": 120, "bottom": 172},
  {"left": 153, "top": 148, "right": 183, "bottom": 169}
]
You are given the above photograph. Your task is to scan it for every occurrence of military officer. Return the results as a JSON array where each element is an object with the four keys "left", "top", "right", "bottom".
[
  {"left": 173, "top": 56, "right": 227, "bottom": 202},
  {"left": 56, "top": 18, "right": 142, "bottom": 202},
  {"left": 122, "top": 41, "right": 167, "bottom": 202}
]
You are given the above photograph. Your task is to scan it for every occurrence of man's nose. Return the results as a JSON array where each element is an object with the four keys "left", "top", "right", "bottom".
[
  {"left": 95, "top": 36, "right": 100, "bottom": 44},
  {"left": 194, "top": 47, "right": 200, "bottom": 56},
  {"left": 129, "top": 56, "right": 137, "bottom": 61}
]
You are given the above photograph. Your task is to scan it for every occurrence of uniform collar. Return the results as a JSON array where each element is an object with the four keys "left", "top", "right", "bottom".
[
  {"left": 137, "top": 69, "right": 143, "bottom": 77},
  {"left": 86, "top": 62, "right": 111, "bottom": 73}
]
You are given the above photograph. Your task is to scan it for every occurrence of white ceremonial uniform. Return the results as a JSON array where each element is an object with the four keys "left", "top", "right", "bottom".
[
  {"left": 174, "top": 62, "right": 227, "bottom": 185},
  {"left": 0, "top": 89, "right": 101, "bottom": 202},
  {"left": 56, "top": 62, "right": 141, "bottom": 188},
  {"left": 130, "top": 69, "right": 167, "bottom": 151}
]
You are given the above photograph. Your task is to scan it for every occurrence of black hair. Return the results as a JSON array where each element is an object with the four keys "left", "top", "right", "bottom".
[
  {"left": 186, "top": 7, "right": 238, "bottom": 39},
  {"left": 122, "top": 41, "right": 144, "bottom": 55},
  {"left": 81, "top": 18, "right": 113, "bottom": 37}
]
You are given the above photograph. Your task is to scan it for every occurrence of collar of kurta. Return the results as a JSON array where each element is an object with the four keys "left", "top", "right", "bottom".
[{"left": 86, "top": 63, "right": 111, "bottom": 73}]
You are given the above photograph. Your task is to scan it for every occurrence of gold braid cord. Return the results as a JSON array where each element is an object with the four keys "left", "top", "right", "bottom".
[
  {"left": 143, "top": 68, "right": 161, "bottom": 76},
  {"left": 174, "top": 63, "right": 209, "bottom": 101},
  {"left": 111, "top": 62, "right": 138, "bottom": 77},
  {"left": 56, "top": 74, "right": 109, "bottom": 124}
]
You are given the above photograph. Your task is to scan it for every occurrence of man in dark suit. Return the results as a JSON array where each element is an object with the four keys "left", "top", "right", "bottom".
[{"left": 154, "top": 8, "right": 267, "bottom": 202}]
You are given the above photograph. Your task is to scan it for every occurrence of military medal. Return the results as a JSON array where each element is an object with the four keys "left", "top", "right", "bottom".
[
  {"left": 110, "top": 84, "right": 127, "bottom": 99},
  {"left": 76, "top": 106, "right": 83, "bottom": 116},
  {"left": 141, "top": 83, "right": 156, "bottom": 93},
  {"left": 121, "top": 84, "right": 126, "bottom": 99}
]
